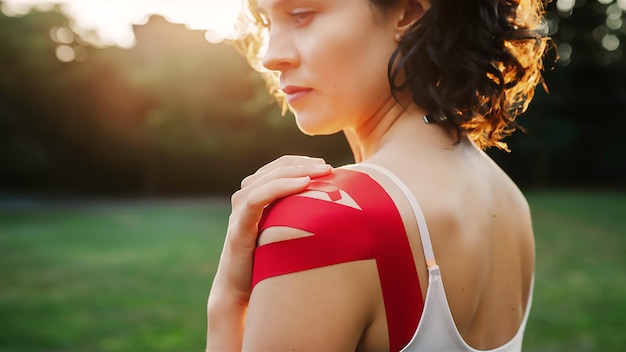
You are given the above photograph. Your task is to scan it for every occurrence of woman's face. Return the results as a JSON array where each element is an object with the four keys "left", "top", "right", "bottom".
[{"left": 256, "top": 0, "right": 400, "bottom": 135}]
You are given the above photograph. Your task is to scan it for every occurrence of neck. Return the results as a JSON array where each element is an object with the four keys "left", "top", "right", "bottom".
[{"left": 344, "top": 95, "right": 443, "bottom": 163}]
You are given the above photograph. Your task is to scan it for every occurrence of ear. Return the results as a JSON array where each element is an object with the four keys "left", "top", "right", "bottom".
[{"left": 395, "top": 0, "right": 429, "bottom": 34}]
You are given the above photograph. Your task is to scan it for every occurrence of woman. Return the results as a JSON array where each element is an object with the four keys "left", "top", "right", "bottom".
[{"left": 207, "top": 0, "right": 547, "bottom": 350}]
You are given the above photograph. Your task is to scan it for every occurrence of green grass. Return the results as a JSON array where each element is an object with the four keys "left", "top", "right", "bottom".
[
  {"left": 0, "top": 200, "right": 229, "bottom": 352},
  {"left": 524, "top": 191, "right": 626, "bottom": 351},
  {"left": 0, "top": 192, "right": 624, "bottom": 351}
]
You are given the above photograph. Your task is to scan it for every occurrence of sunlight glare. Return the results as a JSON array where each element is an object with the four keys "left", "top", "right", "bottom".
[
  {"left": 1, "top": 0, "right": 34, "bottom": 16},
  {"left": 55, "top": 44, "right": 75, "bottom": 62},
  {"left": 2, "top": 0, "right": 243, "bottom": 47},
  {"left": 50, "top": 26, "right": 74, "bottom": 44}
]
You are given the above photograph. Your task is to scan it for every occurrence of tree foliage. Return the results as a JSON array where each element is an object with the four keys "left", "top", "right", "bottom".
[
  {"left": 487, "top": 0, "right": 626, "bottom": 188},
  {"left": 0, "top": 1, "right": 623, "bottom": 196},
  {"left": 0, "top": 7, "right": 349, "bottom": 196}
]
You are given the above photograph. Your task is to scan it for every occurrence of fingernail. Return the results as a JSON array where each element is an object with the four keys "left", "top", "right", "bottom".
[{"left": 315, "top": 164, "right": 330, "bottom": 170}]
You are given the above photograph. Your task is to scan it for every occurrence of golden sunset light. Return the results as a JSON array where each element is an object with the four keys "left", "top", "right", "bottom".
[{"left": 1, "top": 0, "right": 243, "bottom": 47}]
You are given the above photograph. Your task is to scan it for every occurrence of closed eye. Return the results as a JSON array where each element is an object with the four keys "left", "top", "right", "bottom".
[{"left": 289, "top": 10, "right": 314, "bottom": 27}]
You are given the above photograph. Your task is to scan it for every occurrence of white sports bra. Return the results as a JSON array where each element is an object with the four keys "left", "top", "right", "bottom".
[{"left": 354, "top": 163, "right": 534, "bottom": 352}]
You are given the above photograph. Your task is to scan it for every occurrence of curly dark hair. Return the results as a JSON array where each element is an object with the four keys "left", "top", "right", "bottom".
[{"left": 235, "top": 0, "right": 549, "bottom": 150}]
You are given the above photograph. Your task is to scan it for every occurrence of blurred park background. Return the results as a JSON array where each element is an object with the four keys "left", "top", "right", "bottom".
[{"left": 0, "top": 0, "right": 624, "bottom": 351}]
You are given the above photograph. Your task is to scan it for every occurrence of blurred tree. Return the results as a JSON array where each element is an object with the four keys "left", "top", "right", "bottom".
[
  {"left": 0, "top": 7, "right": 86, "bottom": 192},
  {"left": 0, "top": 7, "right": 158, "bottom": 194},
  {"left": 1, "top": 1, "right": 623, "bottom": 196},
  {"left": 115, "top": 15, "right": 349, "bottom": 194},
  {"left": 489, "top": 0, "right": 626, "bottom": 188}
]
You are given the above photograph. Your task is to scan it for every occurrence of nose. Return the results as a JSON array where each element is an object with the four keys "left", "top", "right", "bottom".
[{"left": 261, "top": 27, "right": 299, "bottom": 71}]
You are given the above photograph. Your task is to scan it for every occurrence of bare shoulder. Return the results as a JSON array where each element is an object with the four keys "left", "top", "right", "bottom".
[
  {"left": 258, "top": 168, "right": 368, "bottom": 246},
  {"left": 488, "top": 154, "right": 533, "bottom": 231},
  {"left": 247, "top": 169, "right": 384, "bottom": 350}
]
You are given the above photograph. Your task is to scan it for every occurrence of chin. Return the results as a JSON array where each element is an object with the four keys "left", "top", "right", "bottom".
[
  {"left": 296, "top": 125, "right": 328, "bottom": 136},
  {"left": 295, "top": 116, "right": 339, "bottom": 136}
]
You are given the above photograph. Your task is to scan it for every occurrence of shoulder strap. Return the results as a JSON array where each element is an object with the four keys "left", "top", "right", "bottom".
[{"left": 355, "top": 163, "right": 437, "bottom": 268}]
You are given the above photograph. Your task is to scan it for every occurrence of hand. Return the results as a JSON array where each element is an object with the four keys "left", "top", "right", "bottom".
[
  {"left": 207, "top": 156, "right": 332, "bottom": 351},
  {"left": 218, "top": 155, "right": 332, "bottom": 297}
]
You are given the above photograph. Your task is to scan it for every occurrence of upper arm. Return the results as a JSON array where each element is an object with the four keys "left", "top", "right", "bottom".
[
  {"left": 243, "top": 242, "right": 379, "bottom": 351},
  {"left": 243, "top": 193, "right": 381, "bottom": 351}
]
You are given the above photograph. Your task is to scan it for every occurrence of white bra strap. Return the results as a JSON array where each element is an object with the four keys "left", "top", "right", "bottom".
[{"left": 354, "top": 163, "right": 437, "bottom": 268}]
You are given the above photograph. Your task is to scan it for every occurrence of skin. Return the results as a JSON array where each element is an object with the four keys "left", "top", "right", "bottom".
[
  {"left": 258, "top": 0, "right": 401, "bottom": 136},
  {"left": 207, "top": 0, "right": 535, "bottom": 351}
]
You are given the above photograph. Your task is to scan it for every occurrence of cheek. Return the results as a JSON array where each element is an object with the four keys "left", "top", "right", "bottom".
[
  {"left": 311, "top": 32, "right": 394, "bottom": 114},
  {"left": 292, "top": 12, "right": 396, "bottom": 133}
]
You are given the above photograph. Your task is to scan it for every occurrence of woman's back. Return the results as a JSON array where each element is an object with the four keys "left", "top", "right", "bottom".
[{"left": 365, "top": 133, "right": 535, "bottom": 350}]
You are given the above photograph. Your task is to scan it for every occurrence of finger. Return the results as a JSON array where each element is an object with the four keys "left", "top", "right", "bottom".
[
  {"left": 242, "top": 163, "right": 331, "bottom": 189},
  {"left": 234, "top": 176, "right": 312, "bottom": 233},
  {"left": 243, "top": 155, "right": 327, "bottom": 188},
  {"left": 241, "top": 162, "right": 331, "bottom": 189},
  {"left": 256, "top": 155, "right": 326, "bottom": 174}
]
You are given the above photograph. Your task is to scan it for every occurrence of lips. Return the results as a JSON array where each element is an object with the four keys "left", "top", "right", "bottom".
[{"left": 281, "top": 85, "right": 313, "bottom": 104}]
